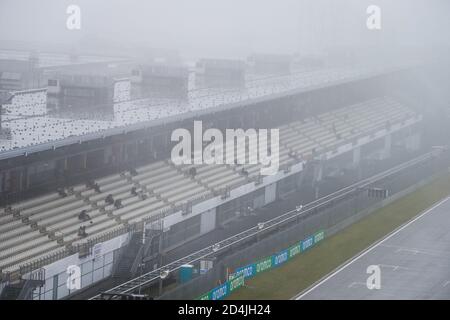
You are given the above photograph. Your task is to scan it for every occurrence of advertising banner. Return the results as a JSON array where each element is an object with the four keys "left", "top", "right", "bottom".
[
  {"left": 301, "top": 236, "right": 314, "bottom": 252},
  {"left": 229, "top": 263, "right": 256, "bottom": 281},
  {"left": 210, "top": 282, "right": 229, "bottom": 300},
  {"left": 272, "top": 250, "right": 289, "bottom": 267},
  {"left": 289, "top": 243, "right": 301, "bottom": 258},
  {"left": 256, "top": 256, "right": 273, "bottom": 274}
]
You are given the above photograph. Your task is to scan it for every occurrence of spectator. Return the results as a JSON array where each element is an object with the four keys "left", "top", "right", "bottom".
[
  {"left": 78, "top": 226, "right": 88, "bottom": 238},
  {"left": 57, "top": 188, "right": 67, "bottom": 198},
  {"left": 131, "top": 187, "right": 138, "bottom": 196},
  {"left": 189, "top": 167, "right": 197, "bottom": 177},
  {"left": 241, "top": 168, "right": 249, "bottom": 177},
  {"left": 114, "top": 199, "right": 123, "bottom": 209},
  {"left": 93, "top": 183, "right": 101, "bottom": 193},
  {"left": 105, "top": 194, "right": 114, "bottom": 205},
  {"left": 78, "top": 210, "right": 91, "bottom": 221}
]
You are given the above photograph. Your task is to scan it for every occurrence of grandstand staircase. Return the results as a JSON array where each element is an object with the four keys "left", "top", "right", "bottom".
[
  {"left": 0, "top": 282, "right": 24, "bottom": 300},
  {"left": 0, "top": 269, "right": 45, "bottom": 300},
  {"left": 112, "top": 232, "right": 144, "bottom": 279},
  {"left": 300, "top": 160, "right": 318, "bottom": 187}
]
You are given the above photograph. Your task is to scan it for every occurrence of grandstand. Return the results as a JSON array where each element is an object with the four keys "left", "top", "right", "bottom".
[{"left": 0, "top": 94, "right": 420, "bottom": 277}]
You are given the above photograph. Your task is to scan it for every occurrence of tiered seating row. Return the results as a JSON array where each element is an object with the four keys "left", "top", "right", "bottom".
[{"left": 0, "top": 97, "right": 419, "bottom": 273}]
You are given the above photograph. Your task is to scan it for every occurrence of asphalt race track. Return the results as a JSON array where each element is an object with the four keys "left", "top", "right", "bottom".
[{"left": 295, "top": 197, "right": 450, "bottom": 300}]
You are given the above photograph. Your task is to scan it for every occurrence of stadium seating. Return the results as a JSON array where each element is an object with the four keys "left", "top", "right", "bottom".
[{"left": 0, "top": 97, "right": 420, "bottom": 273}]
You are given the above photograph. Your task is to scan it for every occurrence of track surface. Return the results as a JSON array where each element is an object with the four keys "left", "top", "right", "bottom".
[{"left": 295, "top": 197, "right": 450, "bottom": 300}]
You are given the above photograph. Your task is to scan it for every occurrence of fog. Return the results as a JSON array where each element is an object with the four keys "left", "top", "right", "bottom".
[
  {"left": 0, "top": 0, "right": 449, "bottom": 59},
  {"left": 1, "top": 1, "right": 450, "bottom": 302}
]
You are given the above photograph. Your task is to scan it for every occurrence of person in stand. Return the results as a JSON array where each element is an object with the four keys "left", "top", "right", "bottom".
[
  {"left": 93, "top": 183, "right": 101, "bottom": 193},
  {"left": 114, "top": 199, "right": 123, "bottom": 209},
  {"left": 57, "top": 188, "right": 67, "bottom": 198},
  {"left": 78, "top": 226, "right": 88, "bottom": 238},
  {"left": 105, "top": 194, "right": 114, "bottom": 205},
  {"left": 78, "top": 210, "right": 91, "bottom": 221},
  {"left": 189, "top": 167, "right": 197, "bottom": 177},
  {"left": 131, "top": 186, "right": 138, "bottom": 196},
  {"left": 241, "top": 168, "right": 249, "bottom": 177}
]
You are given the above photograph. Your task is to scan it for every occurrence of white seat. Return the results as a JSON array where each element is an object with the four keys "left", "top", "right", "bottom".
[
  {"left": 0, "top": 241, "right": 61, "bottom": 271},
  {"left": 21, "top": 195, "right": 77, "bottom": 216},
  {"left": 15, "top": 193, "right": 61, "bottom": 211},
  {"left": 126, "top": 205, "right": 173, "bottom": 224},
  {"left": 0, "top": 230, "right": 42, "bottom": 252},
  {"left": 0, "top": 224, "right": 33, "bottom": 242},
  {"left": 0, "top": 235, "right": 53, "bottom": 261}
]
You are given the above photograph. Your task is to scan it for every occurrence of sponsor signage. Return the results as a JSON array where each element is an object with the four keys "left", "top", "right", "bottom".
[
  {"left": 198, "top": 229, "right": 327, "bottom": 299},
  {"left": 272, "top": 250, "right": 289, "bottom": 267},
  {"left": 301, "top": 236, "right": 314, "bottom": 252},
  {"left": 256, "top": 257, "right": 273, "bottom": 274}
]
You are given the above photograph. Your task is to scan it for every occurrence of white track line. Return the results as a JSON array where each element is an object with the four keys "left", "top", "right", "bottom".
[{"left": 293, "top": 196, "right": 450, "bottom": 300}]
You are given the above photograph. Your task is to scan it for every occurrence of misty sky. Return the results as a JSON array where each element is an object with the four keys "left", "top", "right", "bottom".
[{"left": 0, "top": 0, "right": 449, "bottom": 59}]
